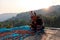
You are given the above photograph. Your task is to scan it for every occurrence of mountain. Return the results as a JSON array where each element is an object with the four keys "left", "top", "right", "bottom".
[
  {"left": 1, "top": 5, "right": 60, "bottom": 22},
  {"left": 0, "top": 13, "right": 17, "bottom": 22},
  {"left": 6, "top": 5, "right": 60, "bottom": 21},
  {"left": 9, "top": 12, "right": 31, "bottom": 24},
  {"left": 44, "top": 5, "right": 60, "bottom": 16}
]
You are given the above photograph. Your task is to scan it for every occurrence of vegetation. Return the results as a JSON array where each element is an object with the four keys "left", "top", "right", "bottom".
[
  {"left": 42, "top": 15, "right": 60, "bottom": 28},
  {"left": 0, "top": 14, "right": 60, "bottom": 28}
]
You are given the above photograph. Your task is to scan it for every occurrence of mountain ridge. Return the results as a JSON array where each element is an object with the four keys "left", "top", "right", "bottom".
[{"left": 0, "top": 5, "right": 60, "bottom": 22}]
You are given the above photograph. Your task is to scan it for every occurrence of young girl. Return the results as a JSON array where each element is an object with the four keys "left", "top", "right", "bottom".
[{"left": 30, "top": 11, "right": 45, "bottom": 34}]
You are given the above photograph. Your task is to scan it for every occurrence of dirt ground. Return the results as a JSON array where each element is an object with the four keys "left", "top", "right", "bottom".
[{"left": 24, "top": 29, "right": 60, "bottom": 40}]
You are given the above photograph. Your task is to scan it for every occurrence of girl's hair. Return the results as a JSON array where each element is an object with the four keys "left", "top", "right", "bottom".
[
  {"left": 34, "top": 12, "right": 36, "bottom": 16},
  {"left": 30, "top": 11, "right": 36, "bottom": 16}
]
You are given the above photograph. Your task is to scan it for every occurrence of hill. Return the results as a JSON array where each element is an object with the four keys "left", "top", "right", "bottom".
[{"left": 0, "top": 13, "right": 17, "bottom": 22}]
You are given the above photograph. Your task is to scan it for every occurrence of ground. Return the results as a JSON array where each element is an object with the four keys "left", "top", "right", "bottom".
[{"left": 24, "top": 29, "right": 60, "bottom": 40}]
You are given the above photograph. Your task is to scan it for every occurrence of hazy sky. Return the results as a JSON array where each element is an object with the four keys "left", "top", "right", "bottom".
[{"left": 0, "top": 0, "right": 60, "bottom": 14}]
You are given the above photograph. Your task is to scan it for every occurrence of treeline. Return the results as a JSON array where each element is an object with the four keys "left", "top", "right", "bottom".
[
  {"left": 0, "top": 19, "right": 29, "bottom": 28},
  {"left": 42, "top": 15, "right": 60, "bottom": 28},
  {"left": 0, "top": 14, "right": 60, "bottom": 28}
]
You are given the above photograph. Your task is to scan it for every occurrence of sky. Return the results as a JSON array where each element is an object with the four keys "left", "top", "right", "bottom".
[{"left": 0, "top": 0, "right": 60, "bottom": 14}]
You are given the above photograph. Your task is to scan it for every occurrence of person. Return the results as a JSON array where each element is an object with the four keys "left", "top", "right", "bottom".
[
  {"left": 30, "top": 11, "right": 45, "bottom": 34},
  {"left": 36, "top": 16, "right": 45, "bottom": 34}
]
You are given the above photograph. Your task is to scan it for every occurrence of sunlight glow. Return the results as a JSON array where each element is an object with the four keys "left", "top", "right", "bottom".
[{"left": 43, "top": 7, "right": 50, "bottom": 11}]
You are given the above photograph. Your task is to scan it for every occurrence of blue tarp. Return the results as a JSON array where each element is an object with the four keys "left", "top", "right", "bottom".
[
  {"left": 10, "top": 25, "right": 31, "bottom": 31},
  {"left": 0, "top": 25, "right": 31, "bottom": 40},
  {"left": 0, "top": 28, "right": 11, "bottom": 33},
  {"left": 0, "top": 25, "right": 31, "bottom": 33}
]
